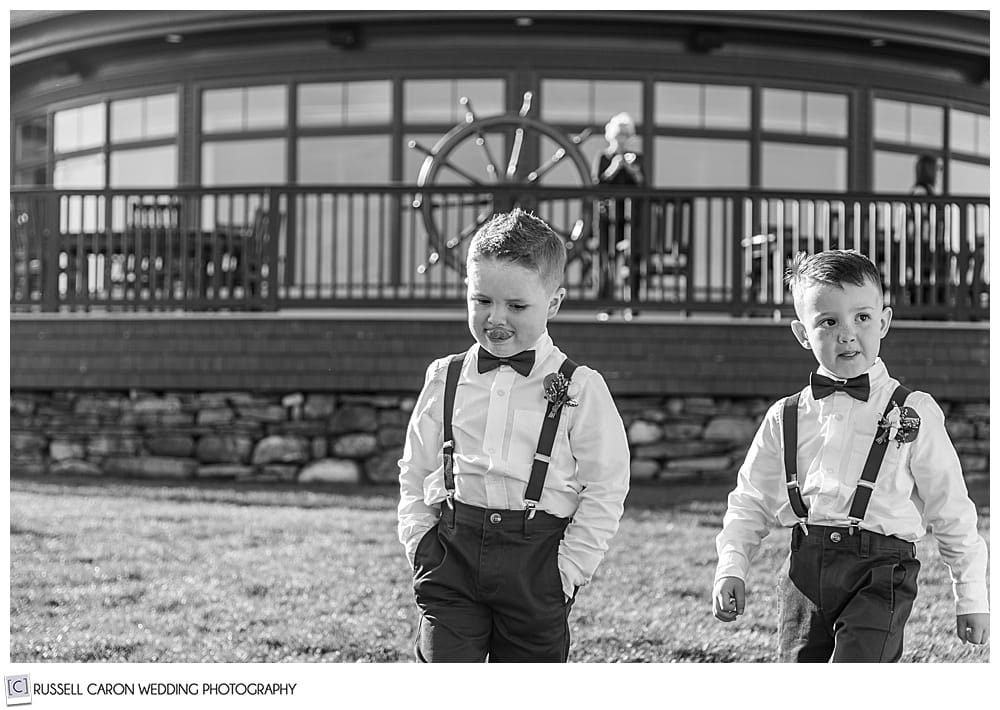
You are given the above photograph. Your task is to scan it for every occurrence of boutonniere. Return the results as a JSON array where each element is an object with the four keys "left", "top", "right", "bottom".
[
  {"left": 875, "top": 401, "right": 921, "bottom": 447},
  {"left": 542, "top": 372, "right": 578, "bottom": 419}
]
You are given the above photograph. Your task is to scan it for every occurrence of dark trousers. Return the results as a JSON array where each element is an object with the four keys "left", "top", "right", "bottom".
[
  {"left": 777, "top": 525, "right": 920, "bottom": 662},
  {"left": 412, "top": 500, "right": 573, "bottom": 662}
]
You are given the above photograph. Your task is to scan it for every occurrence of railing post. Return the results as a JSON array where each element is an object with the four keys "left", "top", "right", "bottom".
[
  {"left": 955, "top": 203, "right": 971, "bottom": 321},
  {"left": 730, "top": 195, "right": 745, "bottom": 316},
  {"left": 264, "top": 189, "right": 280, "bottom": 310},
  {"left": 41, "top": 192, "right": 60, "bottom": 312}
]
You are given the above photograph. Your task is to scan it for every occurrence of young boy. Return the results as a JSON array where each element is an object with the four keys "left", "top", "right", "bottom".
[
  {"left": 712, "top": 249, "right": 989, "bottom": 662},
  {"left": 398, "top": 208, "right": 630, "bottom": 662}
]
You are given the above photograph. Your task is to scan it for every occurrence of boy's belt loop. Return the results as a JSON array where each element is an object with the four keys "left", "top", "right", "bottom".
[{"left": 859, "top": 531, "right": 871, "bottom": 559}]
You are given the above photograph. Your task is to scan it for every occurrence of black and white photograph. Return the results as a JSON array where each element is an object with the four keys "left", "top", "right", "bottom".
[{"left": 6, "top": 7, "right": 991, "bottom": 702}]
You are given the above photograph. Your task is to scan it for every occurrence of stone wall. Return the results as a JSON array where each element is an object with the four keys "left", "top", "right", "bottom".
[{"left": 9, "top": 390, "right": 990, "bottom": 486}]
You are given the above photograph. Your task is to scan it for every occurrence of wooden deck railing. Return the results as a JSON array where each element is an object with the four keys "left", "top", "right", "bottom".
[{"left": 9, "top": 185, "right": 989, "bottom": 320}]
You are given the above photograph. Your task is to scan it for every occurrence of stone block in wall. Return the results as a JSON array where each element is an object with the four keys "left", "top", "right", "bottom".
[
  {"left": 332, "top": 433, "right": 379, "bottom": 459},
  {"left": 665, "top": 455, "right": 733, "bottom": 473},
  {"left": 329, "top": 404, "right": 378, "bottom": 433},
  {"left": 629, "top": 459, "right": 660, "bottom": 480},
  {"left": 377, "top": 426, "right": 406, "bottom": 449},
  {"left": 615, "top": 397, "right": 665, "bottom": 414},
  {"left": 954, "top": 440, "right": 990, "bottom": 455},
  {"left": 50, "top": 459, "right": 103, "bottom": 476},
  {"left": 225, "top": 393, "right": 273, "bottom": 407},
  {"left": 131, "top": 396, "right": 184, "bottom": 414},
  {"left": 37, "top": 413, "right": 101, "bottom": 429},
  {"left": 236, "top": 404, "right": 287, "bottom": 423},
  {"left": 657, "top": 469, "right": 700, "bottom": 483},
  {"left": 975, "top": 420, "right": 988, "bottom": 439},
  {"left": 11, "top": 455, "right": 46, "bottom": 476},
  {"left": 146, "top": 434, "right": 196, "bottom": 458},
  {"left": 103, "top": 456, "right": 197, "bottom": 479},
  {"left": 659, "top": 420, "right": 705, "bottom": 439},
  {"left": 197, "top": 408, "right": 235, "bottom": 426},
  {"left": 282, "top": 392, "right": 305, "bottom": 409},
  {"left": 633, "top": 440, "right": 730, "bottom": 461},
  {"left": 197, "top": 434, "right": 253, "bottom": 464},
  {"left": 255, "top": 465, "right": 300, "bottom": 482},
  {"left": 304, "top": 395, "right": 337, "bottom": 420},
  {"left": 399, "top": 396, "right": 417, "bottom": 414},
  {"left": 959, "top": 454, "right": 988, "bottom": 475},
  {"left": 10, "top": 397, "right": 37, "bottom": 418},
  {"left": 341, "top": 394, "right": 401, "bottom": 409},
  {"left": 150, "top": 411, "right": 196, "bottom": 427},
  {"left": 945, "top": 419, "right": 977, "bottom": 440},
  {"left": 73, "top": 395, "right": 123, "bottom": 419},
  {"left": 267, "top": 421, "right": 328, "bottom": 437},
  {"left": 377, "top": 409, "right": 411, "bottom": 428},
  {"left": 251, "top": 435, "right": 309, "bottom": 465},
  {"left": 11, "top": 431, "right": 48, "bottom": 454},
  {"left": 298, "top": 459, "right": 361, "bottom": 484},
  {"left": 365, "top": 448, "right": 404, "bottom": 484},
  {"left": 681, "top": 397, "right": 719, "bottom": 416},
  {"left": 193, "top": 392, "right": 235, "bottom": 408},
  {"left": 196, "top": 464, "right": 254, "bottom": 479},
  {"left": 50, "top": 439, "right": 86, "bottom": 461},
  {"left": 703, "top": 416, "right": 758, "bottom": 443},
  {"left": 627, "top": 421, "right": 663, "bottom": 446},
  {"left": 311, "top": 436, "right": 328, "bottom": 459},
  {"left": 87, "top": 434, "right": 142, "bottom": 457},
  {"left": 955, "top": 403, "right": 989, "bottom": 419}
]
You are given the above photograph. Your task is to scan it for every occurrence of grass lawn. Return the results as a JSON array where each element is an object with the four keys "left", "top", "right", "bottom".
[{"left": 8, "top": 476, "right": 990, "bottom": 663}]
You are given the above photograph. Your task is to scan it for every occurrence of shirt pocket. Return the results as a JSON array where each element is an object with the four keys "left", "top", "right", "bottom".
[{"left": 503, "top": 409, "right": 544, "bottom": 474}]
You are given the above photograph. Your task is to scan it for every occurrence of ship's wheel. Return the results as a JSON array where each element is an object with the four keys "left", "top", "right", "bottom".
[{"left": 409, "top": 91, "right": 594, "bottom": 275}]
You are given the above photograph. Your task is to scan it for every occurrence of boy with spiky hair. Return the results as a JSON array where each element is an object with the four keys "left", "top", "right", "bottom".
[
  {"left": 398, "top": 208, "right": 630, "bottom": 662},
  {"left": 713, "top": 249, "right": 988, "bottom": 661}
]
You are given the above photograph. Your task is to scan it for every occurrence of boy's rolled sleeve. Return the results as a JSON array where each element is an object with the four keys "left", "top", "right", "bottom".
[
  {"left": 557, "top": 370, "right": 630, "bottom": 598},
  {"left": 714, "top": 404, "right": 784, "bottom": 584},
  {"left": 397, "top": 359, "right": 447, "bottom": 567},
  {"left": 908, "top": 394, "right": 989, "bottom": 615}
]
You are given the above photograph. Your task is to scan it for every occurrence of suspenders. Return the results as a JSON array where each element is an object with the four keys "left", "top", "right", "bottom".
[
  {"left": 782, "top": 384, "right": 913, "bottom": 535},
  {"left": 439, "top": 352, "right": 579, "bottom": 521}
]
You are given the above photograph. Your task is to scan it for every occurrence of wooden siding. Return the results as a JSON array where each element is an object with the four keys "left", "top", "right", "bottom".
[{"left": 9, "top": 314, "right": 989, "bottom": 401}]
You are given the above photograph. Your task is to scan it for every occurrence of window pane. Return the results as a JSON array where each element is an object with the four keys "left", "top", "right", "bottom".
[
  {"left": 16, "top": 117, "right": 48, "bottom": 163},
  {"left": 299, "top": 83, "right": 343, "bottom": 125},
  {"left": 54, "top": 103, "right": 105, "bottom": 153},
  {"left": 951, "top": 109, "right": 988, "bottom": 157},
  {"left": 298, "top": 136, "right": 390, "bottom": 183},
  {"left": 762, "top": 143, "right": 846, "bottom": 190},
  {"left": 541, "top": 80, "right": 590, "bottom": 123},
  {"left": 53, "top": 153, "right": 105, "bottom": 188},
  {"left": 14, "top": 167, "right": 48, "bottom": 186},
  {"left": 246, "top": 86, "right": 287, "bottom": 129},
  {"left": 805, "top": 93, "right": 848, "bottom": 137},
  {"left": 704, "top": 85, "right": 750, "bottom": 129},
  {"left": 542, "top": 79, "right": 641, "bottom": 125},
  {"left": 909, "top": 103, "right": 943, "bottom": 148},
  {"left": 874, "top": 99, "right": 908, "bottom": 143},
  {"left": 654, "top": 137, "right": 749, "bottom": 188},
  {"left": 873, "top": 150, "right": 922, "bottom": 193},
  {"left": 111, "top": 99, "right": 144, "bottom": 142},
  {"left": 203, "top": 86, "right": 286, "bottom": 132},
  {"left": 145, "top": 94, "right": 178, "bottom": 138},
  {"left": 203, "top": 88, "right": 244, "bottom": 132},
  {"left": 345, "top": 81, "right": 392, "bottom": 124},
  {"left": 404, "top": 79, "right": 503, "bottom": 123},
  {"left": 950, "top": 160, "right": 989, "bottom": 196},
  {"left": 593, "top": 81, "right": 642, "bottom": 126},
  {"left": 110, "top": 146, "right": 177, "bottom": 187},
  {"left": 762, "top": 89, "right": 802, "bottom": 133},
  {"left": 655, "top": 82, "right": 700, "bottom": 127},
  {"left": 201, "top": 139, "right": 286, "bottom": 186}
]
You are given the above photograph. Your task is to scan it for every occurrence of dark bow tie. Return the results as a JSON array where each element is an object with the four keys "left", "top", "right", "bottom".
[
  {"left": 477, "top": 348, "right": 535, "bottom": 377},
  {"left": 810, "top": 372, "right": 870, "bottom": 402}
]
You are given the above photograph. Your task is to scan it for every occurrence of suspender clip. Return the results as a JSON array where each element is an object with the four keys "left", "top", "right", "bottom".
[
  {"left": 847, "top": 517, "right": 861, "bottom": 536},
  {"left": 524, "top": 500, "right": 538, "bottom": 519},
  {"left": 444, "top": 491, "right": 455, "bottom": 510},
  {"left": 797, "top": 519, "right": 809, "bottom": 536}
]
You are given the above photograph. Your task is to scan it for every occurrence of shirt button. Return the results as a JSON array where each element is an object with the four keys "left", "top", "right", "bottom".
[
  {"left": 496, "top": 389, "right": 506, "bottom": 397},
  {"left": 489, "top": 513, "right": 502, "bottom": 524},
  {"left": 486, "top": 447, "right": 495, "bottom": 454},
  {"left": 835, "top": 414, "right": 844, "bottom": 421},
  {"left": 830, "top": 531, "right": 842, "bottom": 543}
]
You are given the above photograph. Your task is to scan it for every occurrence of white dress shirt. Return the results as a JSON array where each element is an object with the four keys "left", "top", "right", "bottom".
[
  {"left": 398, "top": 331, "right": 631, "bottom": 599},
  {"left": 715, "top": 358, "right": 989, "bottom": 615}
]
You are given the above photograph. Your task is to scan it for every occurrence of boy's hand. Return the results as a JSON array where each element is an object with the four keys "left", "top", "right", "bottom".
[
  {"left": 712, "top": 576, "right": 745, "bottom": 622},
  {"left": 956, "top": 613, "right": 989, "bottom": 645}
]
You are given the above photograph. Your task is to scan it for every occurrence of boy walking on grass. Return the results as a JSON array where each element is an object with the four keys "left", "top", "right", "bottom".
[
  {"left": 713, "top": 249, "right": 988, "bottom": 662},
  {"left": 398, "top": 208, "right": 630, "bottom": 662}
]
